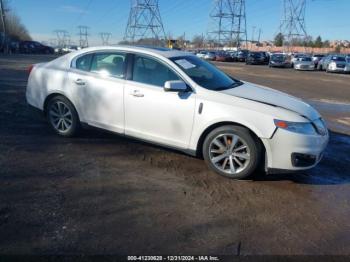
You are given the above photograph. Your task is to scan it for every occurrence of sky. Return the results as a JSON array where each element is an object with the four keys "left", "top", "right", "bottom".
[{"left": 9, "top": 0, "right": 350, "bottom": 46}]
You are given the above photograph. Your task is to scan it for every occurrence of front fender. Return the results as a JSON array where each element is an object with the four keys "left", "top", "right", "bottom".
[{"left": 188, "top": 100, "right": 277, "bottom": 151}]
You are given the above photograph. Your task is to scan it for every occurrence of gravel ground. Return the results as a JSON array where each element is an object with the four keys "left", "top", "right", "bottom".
[{"left": 0, "top": 55, "right": 350, "bottom": 256}]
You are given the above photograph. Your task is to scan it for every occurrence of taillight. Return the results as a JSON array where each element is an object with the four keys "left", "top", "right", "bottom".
[{"left": 28, "top": 64, "right": 34, "bottom": 75}]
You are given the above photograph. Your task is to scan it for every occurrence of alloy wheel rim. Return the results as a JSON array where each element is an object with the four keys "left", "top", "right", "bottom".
[
  {"left": 49, "top": 101, "right": 73, "bottom": 133},
  {"left": 209, "top": 133, "right": 251, "bottom": 175}
]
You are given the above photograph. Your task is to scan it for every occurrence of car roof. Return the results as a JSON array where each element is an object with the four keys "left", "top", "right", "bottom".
[
  {"left": 48, "top": 45, "right": 194, "bottom": 69},
  {"left": 73, "top": 45, "right": 191, "bottom": 59}
]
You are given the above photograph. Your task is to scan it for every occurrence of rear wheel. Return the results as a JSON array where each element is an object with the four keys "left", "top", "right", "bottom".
[
  {"left": 203, "top": 125, "right": 261, "bottom": 179},
  {"left": 46, "top": 95, "right": 80, "bottom": 137}
]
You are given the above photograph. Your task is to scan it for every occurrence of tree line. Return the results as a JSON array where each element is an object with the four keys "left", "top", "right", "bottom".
[
  {"left": 0, "top": 0, "right": 31, "bottom": 42},
  {"left": 274, "top": 33, "right": 331, "bottom": 48}
]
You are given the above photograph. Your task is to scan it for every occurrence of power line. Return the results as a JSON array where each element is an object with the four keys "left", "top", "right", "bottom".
[
  {"left": 207, "top": 0, "right": 248, "bottom": 48},
  {"left": 124, "top": 0, "right": 166, "bottom": 45}
]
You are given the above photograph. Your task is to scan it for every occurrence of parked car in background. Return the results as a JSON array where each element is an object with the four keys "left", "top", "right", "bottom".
[
  {"left": 9, "top": 41, "right": 20, "bottom": 54},
  {"left": 318, "top": 55, "right": 350, "bottom": 73},
  {"left": 311, "top": 54, "right": 325, "bottom": 69},
  {"left": 269, "top": 53, "right": 291, "bottom": 68},
  {"left": 236, "top": 50, "right": 249, "bottom": 62},
  {"left": 246, "top": 51, "right": 269, "bottom": 65},
  {"left": 196, "top": 50, "right": 207, "bottom": 59},
  {"left": 19, "top": 41, "right": 54, "bottom": 54},
  {"left": 215, "top": 51, "right": 233, "bottom": 62},
  {"left": 26, "top": 45, "right": 329, "bottom": 179},
  {"left": 62, "top": 45, "right": 79, "bottom": 53},
  {"left": 204, "top": 51, "right": 216, "bottom": 61},
  {"left": 227, "top": 51, "right": 238, "bottom": 62},
  {"left": 291, "top": 53, "right": 306, "bottom": 67},
  {"left": 294, "top": 56, "right": 315, "bottom": 71}
]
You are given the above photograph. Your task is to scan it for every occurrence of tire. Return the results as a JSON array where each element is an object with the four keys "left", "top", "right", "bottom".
[
  {"left": 203, "top": 125, "right": 261, "bottom": 179},
  {"left": 46, "top": 95, "right": 80, "bottom": 137}
]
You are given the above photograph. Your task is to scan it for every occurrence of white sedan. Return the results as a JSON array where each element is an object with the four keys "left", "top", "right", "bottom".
[
  {"left": 294, "top": 57, "right": 315, "bottom": 71},
  {"left": 26, "top": 46, "right": 329, "bottom": 179}
]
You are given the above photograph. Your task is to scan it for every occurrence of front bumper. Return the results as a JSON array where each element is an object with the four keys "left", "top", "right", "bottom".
[
  {"left": 270, "top": 62, "right": 290, "bottom": 68},
  {"left": 262, "top": 128, "right": 329, "bottom": 171},
  {"left": 328, "top": 65, "right": 350, "bottom": 73},
  {"left": 295, "top": 65, "right": 315, "bottom": 71}
]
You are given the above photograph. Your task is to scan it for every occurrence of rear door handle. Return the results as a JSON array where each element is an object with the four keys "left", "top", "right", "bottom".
[
  {"left": 75, "top": 79, "right": 86, "bottom": 86},
  {"left": 131, "top": 90, "right": 144, "bottom": 98}
]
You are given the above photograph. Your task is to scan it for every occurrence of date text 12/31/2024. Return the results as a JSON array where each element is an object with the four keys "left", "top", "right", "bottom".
[{"left": 127, "top": 256, "right": 220, "bottom": 261}]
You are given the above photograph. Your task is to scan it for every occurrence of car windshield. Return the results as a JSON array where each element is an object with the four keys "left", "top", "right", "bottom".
[
  {"left": 171, "top": 56, "right": 242, "bottom": 91},
  {"left": 300, "top": 57, "right": 312, "bottom": 62},
  {"left": 250, "top": 52, "right": 263, "bottom": 57},
  {"left": 331, "top": 56, "right": 346, "bottom": 62},
  {"left": 271, "top": 55, "right": 285, "bottom": 61}
]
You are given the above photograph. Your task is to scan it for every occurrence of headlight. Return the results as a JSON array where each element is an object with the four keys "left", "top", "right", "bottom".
[
  {"left": 274, "top": 119, "right": 317, "bottom": 135},
  {"left": 330, "top": 62, "right": 336, "bottom": 67}
]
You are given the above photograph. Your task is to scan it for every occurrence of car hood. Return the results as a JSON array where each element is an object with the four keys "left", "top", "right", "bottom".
[{"left": 220, "top": 82, "right": 320, "bottom": 121}]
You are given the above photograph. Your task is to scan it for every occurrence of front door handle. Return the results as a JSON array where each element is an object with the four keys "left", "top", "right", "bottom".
[
  {"left": 131, "top": 90, "right": 144, "bottom": 98},
  {"left": 75, "top": 79, "right": 86, "bottom": 86}
]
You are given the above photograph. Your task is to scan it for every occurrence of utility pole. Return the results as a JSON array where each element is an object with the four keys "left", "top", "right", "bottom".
[
  {"left": 207, "top": 0, "right": 248, "bottom": 49},
  {"left": 251, "top": 25, "right": 256, "bottom": 49},
  {"left": 124, "top": 0, "right": 166, "bottom": 46},
  {"left": 279, "top": 0, "right": 308, "bottom": 50},
  {"left": 251, "top": 26, "right": 256, "bottom": 43},
  {"left": 0, "top": 0, "right": 8, "bottom": 53},
  {"left": 258, "top": 28, "right": 262, "bottom": 44},
  {"left": 77, "top": 25, "right": 89, "bottom": 48},
  {"left": 64, "top": 32, "right": 71, "bottom": 47},
  {"left": 100, "top": 32, "right": 112, "bottom": 46}
]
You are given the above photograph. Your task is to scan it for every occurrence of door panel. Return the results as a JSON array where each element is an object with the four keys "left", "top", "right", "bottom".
[
  {"left": 124, "top": 54, "right": 196, "bottom": 149},
  {"left": 68, "top": 69, "right": 125, "bottom": 133},
  {"left": 124, "top": 81, "right": 196, "bottom": 149},
  {"left": 67, "top": 52, "right": 127, "bottom": 133}
]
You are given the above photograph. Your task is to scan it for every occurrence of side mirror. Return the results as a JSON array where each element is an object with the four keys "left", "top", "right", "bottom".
[{"left": 164, "top": 80, "right": 188, "bottom": 92}]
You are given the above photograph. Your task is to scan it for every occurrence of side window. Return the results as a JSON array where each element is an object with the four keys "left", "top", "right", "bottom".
[
  {"left": 76, "top": 54, "right": 92, "bottom": 71},
  {"left": 132, "top": 55, "right": 180, "bottom": 87},
  {"left": 90, "top": 53, "right": 126, "bottom": 79}
]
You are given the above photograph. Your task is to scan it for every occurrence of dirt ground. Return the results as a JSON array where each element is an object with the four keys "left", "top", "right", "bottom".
[{"left": 0, "top": 55, "right": 350, "bottom": 256}]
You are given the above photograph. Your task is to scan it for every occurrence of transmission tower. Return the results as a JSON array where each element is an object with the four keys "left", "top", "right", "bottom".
[
  {"left": 78, "top": 25, "right": 89, "bottom": 48},
  {"left": 124, "top": 0, "right": 166, "bottom": 45},
  {"left": 207, "top": 0, "right": 248, "bottom": 48},
  {"left": 100, "top": 32, "right": 112, "bottom": 46},
  {"left": 54, "top": 30, "right": 69, "bottom": 48},
  {"left": 279, "top": 0, "right": 307, "bottom": 48}
]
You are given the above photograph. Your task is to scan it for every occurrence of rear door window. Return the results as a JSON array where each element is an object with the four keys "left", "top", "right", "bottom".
[
  {"left": 76, "top": 54, "right": 93, "bottom": 71},
  {"left": 90, "top": 53, "right": 126, "bottom": 79}
]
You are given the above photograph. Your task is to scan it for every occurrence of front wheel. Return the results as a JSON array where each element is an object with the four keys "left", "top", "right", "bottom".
[
  {"left": 46, "top": 95, "right": 80, "bottom": 137},
  {"left": 203, "top": 125, "right": 261, "bottom": 179}
]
